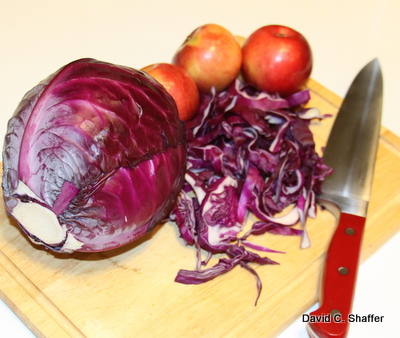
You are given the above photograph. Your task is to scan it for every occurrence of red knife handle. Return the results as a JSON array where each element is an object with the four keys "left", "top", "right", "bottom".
[{"left": 308, "top": 212, "right": 366, "bottom": 338}]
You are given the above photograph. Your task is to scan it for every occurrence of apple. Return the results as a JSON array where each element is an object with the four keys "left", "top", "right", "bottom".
[
  {"left": 234, "top": 35, "right": 246, "bottom": 48},
  {"left": 141, "top": 63, "right": 199, "bottom": 122},
  {"left": 242, "top": 25, "right": 313, "bottom": 97},
  {"left": 172, "top": 23, "right": 242, "bottom": 93}
]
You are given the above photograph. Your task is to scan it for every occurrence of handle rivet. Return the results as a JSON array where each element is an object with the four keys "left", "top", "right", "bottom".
[
  {"left": 338, "top": 267, "right": 349, "bottom": 275},
  {"left": 345, "top": 227, "right": 355, "bottom": 235}
]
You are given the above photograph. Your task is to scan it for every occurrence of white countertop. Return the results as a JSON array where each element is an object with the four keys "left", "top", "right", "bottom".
[{"left": 0, "top": 1, "right": 399, "bottom": 337}]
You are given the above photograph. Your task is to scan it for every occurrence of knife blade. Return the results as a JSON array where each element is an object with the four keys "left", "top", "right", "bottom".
[{"left": 306, "top": 59, "right": 383, "bottom": 338}]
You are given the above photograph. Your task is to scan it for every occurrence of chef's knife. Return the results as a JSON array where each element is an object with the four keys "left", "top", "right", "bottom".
[{"left": 306, "top": 59, "right": 383, "bottom": 338}]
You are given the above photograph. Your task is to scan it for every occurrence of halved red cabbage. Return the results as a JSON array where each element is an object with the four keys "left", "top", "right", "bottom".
[
  {"left": 169, "top": 79, "right": 332, "bottom": 300},
  {"left": 2, "top": 58, "right": 187, "bottom": 252}
]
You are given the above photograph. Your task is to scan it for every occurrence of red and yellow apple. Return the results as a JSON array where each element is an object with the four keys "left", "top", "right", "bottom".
[
  {"left": 234, "top": 35, "right": 246, "bottom": 48},
  {"left": 242, "top": 25, "right": 313, "bottom": 97},
  {"left": 172, "top": 23, "right": 242, "bottom": 93},
  {"left": 141, "top": 63, "right": 199, "bottom": 122}
]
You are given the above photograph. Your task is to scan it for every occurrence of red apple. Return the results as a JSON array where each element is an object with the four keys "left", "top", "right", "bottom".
[
  {"left": 242, "top": 25, "right": 313, "bottom": 97},
  {"left": 172, "top": 23, "right": 242, "bottom": 93},
  {"left": 141, "top": 63, "right": 199, "bottom": 122}
]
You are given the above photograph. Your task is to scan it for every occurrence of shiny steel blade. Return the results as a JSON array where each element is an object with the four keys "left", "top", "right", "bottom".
[{"left": 319, "top": 59, "right": 383, "bottom": 217}]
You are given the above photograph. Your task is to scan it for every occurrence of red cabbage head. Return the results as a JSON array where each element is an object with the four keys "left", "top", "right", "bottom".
[{"left": 2, "top": 58, "right": 187, "bottom": 253}]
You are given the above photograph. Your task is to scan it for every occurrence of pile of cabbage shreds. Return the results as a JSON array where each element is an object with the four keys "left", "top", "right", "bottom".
[{"left": 169, "top": 79, "right": 332, "bottom": 302}]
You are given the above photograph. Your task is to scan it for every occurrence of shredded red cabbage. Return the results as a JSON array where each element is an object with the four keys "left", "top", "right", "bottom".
[{"left": 169, "top": 79, "right": 332, "bottom": 303}]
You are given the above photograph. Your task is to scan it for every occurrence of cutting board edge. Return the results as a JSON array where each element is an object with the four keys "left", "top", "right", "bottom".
[
  {"left": 308, "top": 78, "right": 400, "bottom": 156},
  {"left": 0, "top": 248, "right": 84, "bottom": 338}
]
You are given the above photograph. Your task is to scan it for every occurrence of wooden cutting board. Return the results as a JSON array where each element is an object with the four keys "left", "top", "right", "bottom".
[{"left": 1, "top": 79, "right": 400, "bottom": 338}]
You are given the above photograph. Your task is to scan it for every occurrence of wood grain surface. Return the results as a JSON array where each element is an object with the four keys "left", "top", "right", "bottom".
[{"left": 1, "top": 79, "right": 399, "bottom": 337}]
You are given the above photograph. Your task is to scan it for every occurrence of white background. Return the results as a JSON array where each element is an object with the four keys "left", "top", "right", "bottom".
[{"left": 1, "top": 0, "right": 399, "bottom": 337}]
